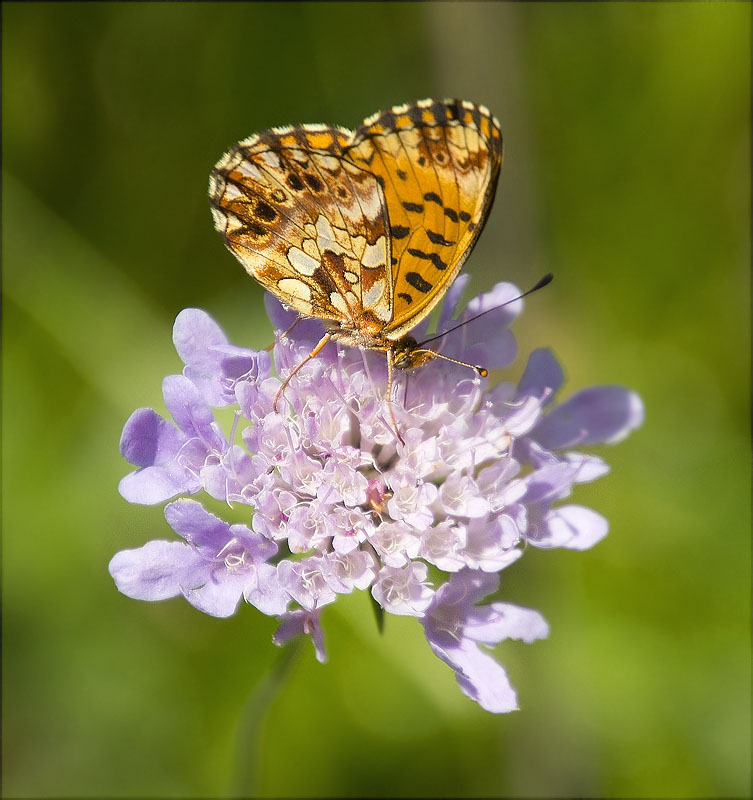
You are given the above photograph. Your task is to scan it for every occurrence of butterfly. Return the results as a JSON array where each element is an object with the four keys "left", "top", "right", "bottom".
[{"left": 209, "top": 98, "right": 503, "bottom": 439}]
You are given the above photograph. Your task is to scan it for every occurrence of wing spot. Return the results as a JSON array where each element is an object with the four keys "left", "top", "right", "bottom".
[
  {"left": 255, "top": 201, "right": 277, "bottom": 222},
  {"left": 459, "top": 210, "right": 472, "bottom": 222},
  {"left": 444, "top": 208, "right": 458, "bottom": 222},
  {"left": 402, "top": 201, "right": 424, "bottom": 213},
  {"left": 304, "top": 173, "right": 324, "bottom": 192},
  {"left": 245, "top": 221, "right": 268, "bottom": 238},
  {"left": 405, "top": 272, "right": 433, "bottom": 293},
  {"left": 423, "top": 192, "right": 443, "bottom": 206},
  {"left": 287, "top": 173, "right": 304, "bottom": 191},
  {"left": 397, "top": 292, "right": 413, "bottom": 304},
  {"left": 390, "top": 225, "right": 410, "bottom": 239},
  {"left": 271, "top": 189, "right": 287, "bottom": 203},
  {"left": 407, "top": 248, "right": 448, "bottom": 271},
  {"left": 426, "top": 230, "right": 455, "bottom": 246},
  {"left": 396, "top": 169, "right": 407, "bottom": 180}
]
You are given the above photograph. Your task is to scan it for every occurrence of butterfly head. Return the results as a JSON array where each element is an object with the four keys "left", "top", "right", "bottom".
[
  {"left": 392, "top": 335, "right": 488, "bottom": 377},
  {"left": 392, "top": 336, "right": 438, "bottom": 371}
]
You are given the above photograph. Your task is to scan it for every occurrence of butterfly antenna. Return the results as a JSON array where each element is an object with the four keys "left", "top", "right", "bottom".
[
  {"left": 419, "top": 272, "right": 554, "bottom": 348},
  {"left": 422, "top": 350, "right": 488, "bottom": 377}
]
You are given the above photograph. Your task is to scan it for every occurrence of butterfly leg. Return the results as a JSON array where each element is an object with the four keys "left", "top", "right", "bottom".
[
  {"left": 273, "top": 332, "right": 332, "bottom": 412},
  {"left": 385, "top": 349, "right": 405, "bottom": 446}
]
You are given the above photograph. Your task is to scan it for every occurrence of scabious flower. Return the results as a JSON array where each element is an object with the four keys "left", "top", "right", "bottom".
[{"left": 109, "top": 275, "right": 643, "bottom": 713}]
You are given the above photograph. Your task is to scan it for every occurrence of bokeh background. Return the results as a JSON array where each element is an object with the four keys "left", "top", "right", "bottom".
[{"left": 3, "top": 2, "right": 750, "bottom": 798}]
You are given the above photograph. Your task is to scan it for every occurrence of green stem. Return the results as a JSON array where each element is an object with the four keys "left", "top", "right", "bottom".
[{"left": 225, "top": 638, "right": 303, "bottom": 798}]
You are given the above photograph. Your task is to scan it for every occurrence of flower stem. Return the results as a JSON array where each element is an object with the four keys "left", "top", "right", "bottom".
[{"left": 225, "top": 638, "right": 302, "bottom": 797}]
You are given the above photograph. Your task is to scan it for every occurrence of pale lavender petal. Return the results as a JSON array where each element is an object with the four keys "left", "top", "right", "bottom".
[
  {"left": 516, "top": 348, "right": 564, "bottom": 404},
  {"left": 119, "top": 408, "right": 183, "bottom": 467},
  {"left": 185, "top": 344, "right": 269, "bottom": 408},
  {"left": 277, "top": 558, "right": 336, "bottom": 610},
  {"left": 461, "top": 516, "right": 523, "bottom": 572},
  {"left": 462, "top": 603, "right": 550, "bottom": 645},
  {"left": 534, "top": 387, "right": 645, "bottom": 449},
  {"left": 367, "top": 521, "right": 421, "bottom": 567},
  {"left": 173, "top": 308, "right": 229, "bottom": 371},
  {"left": 426, "top": 635, "right": 519, "bottom": 713},
  {"left": 162, "top": 374, "right": 217, "bottom": 438},
  {"left": 174, "top": 307, "right": 266, "bottom": 402},
  {"left": 324, "top": 549, "right": 376, "bottom": 593},
  {"left": 542, "top": 504, "right": 608, "bottom": 550},
  {"left": 244, "top": 563, "right": 290, "bottom": 615},
  {"left": 108, "top": 540, "right": 200, "bottom": 601},
  {"left": 497, "top": 394, "right": 543, "bottom": 438},
  {"left": 463, "top": 281, "right": 523, "bottom": 327},
  {"left": 418, "top": 521, "right": 467, "bottom": 572},
  {"left": 274, "top": 609, "right": 327, "bottom": 663},
  {"left": 118, "top": 465, "right": 199, "bottom": 505},
  {"left": 563, "top": 452, "right": 610, "bottom": 483},
  {"left": 183, "top": 571, "right": 248, "bottom": 618},
  {"left": 164, "top": 498, "right": 230, "bottom": 550},
  {"left": 427, "top": 568, "right": 500, "bottom": 615},
  {"left": 421, "top": 570, "right": 547, "bottom": 713},
  {"left": 371, "top": 563, "right": 434, "bottom": 616},
  {"left": 522, "top": 462, "right": 581, "bottom": 504},
  {"left": 437, "top": 272, "right": 471, "bottom": 330}
]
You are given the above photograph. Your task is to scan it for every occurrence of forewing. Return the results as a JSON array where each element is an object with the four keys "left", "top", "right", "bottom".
[
  {"left": 343, "top": 99, "right": 503, "bottom": 338},
  {"left": 210, "top": 125, "right": 392, "bottom": 334}
]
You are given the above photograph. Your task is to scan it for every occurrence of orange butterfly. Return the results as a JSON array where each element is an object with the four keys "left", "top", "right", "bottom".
[{"left": 209, "top": 99, "right": 503, "bottom": 438}]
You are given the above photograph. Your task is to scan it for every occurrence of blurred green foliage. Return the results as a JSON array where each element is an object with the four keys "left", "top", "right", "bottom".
[{"left": 2, "top": 2, "right": 750, "bottom": 798}]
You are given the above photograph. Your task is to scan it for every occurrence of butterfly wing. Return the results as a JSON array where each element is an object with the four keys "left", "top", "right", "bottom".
[
  {"left": 343, "top": 99, "right": 503, "bottom": 339},
  {"left": 210, "top": 125, "right": 393, "bottom": 336}
]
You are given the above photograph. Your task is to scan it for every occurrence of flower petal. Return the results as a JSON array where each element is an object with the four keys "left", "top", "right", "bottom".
[
  {"left": 534, "top": 387, "right": 645, "bottom": 449},
  {"left": 182, "top": 571, "right": 248, "bottom": 618},
  {"left": 273, "top": 609, "right": 327, "bottom": 663},
  {"left": 542, "top": 504, "right": 609, "bottom": 550},
  {"left": 162, "top": 374, "right": 216, "bottom": 437},
  {"left": 118, "top": 465, "right": 199, "bottom": 505},
  {"left": 119, "top": 408, "right": 183, "bottom": 467},
  {"left": 437, "top": 272, "right": 471, "bottom": 330},
  {"left": 164, "top": 498, "right": 232, "bottom": 549},
  {"left": 173, "top": 308, "right": 229, "bottom": 371},
  {"left": 516, "top": 348, "right": 564, "bottom": 404},
  {"left": 427, "top": 635, "right": 520, "bottom": 713},
  {"left": 109, "top": 540, "right": 200, "bottom": 601},
  {"left": 463, "top": 603, "right": 550, "bottom": 645}
]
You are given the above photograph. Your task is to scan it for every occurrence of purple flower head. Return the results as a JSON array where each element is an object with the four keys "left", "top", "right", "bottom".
[{"left": 111, "top": 280, "right": 643, "bottom": 711}]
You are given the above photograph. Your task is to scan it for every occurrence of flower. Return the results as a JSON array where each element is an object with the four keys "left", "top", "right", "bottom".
[{"left": 109, "top": 276, "right": 643, "bottom": 712}]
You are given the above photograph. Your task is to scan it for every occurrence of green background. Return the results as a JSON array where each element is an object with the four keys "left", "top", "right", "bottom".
[{"left": 3, "top": 2, "right": 750, "bottom": 797}]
